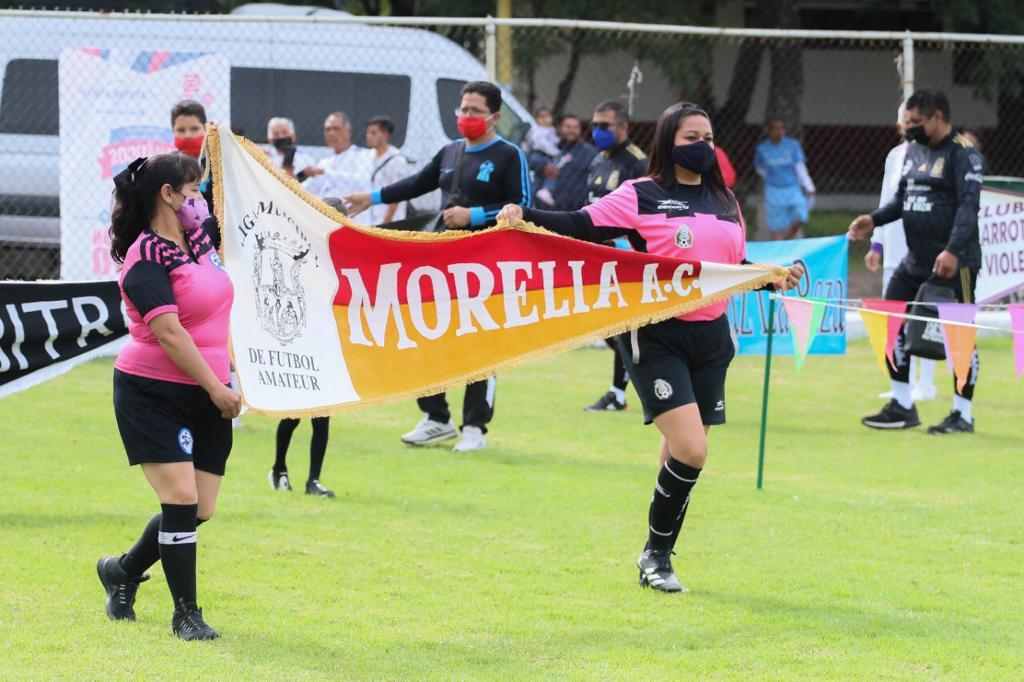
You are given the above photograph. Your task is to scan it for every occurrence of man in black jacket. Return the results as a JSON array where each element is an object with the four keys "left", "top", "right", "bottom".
[
  {"left": 583, "top": 99, "right": 648, "bottom": 413},
  {"left": 345, "top": 81, "right": 530, "bottom": 452},
  {"left": 849, "top": 88, "right": 984, "bottom": 434}
]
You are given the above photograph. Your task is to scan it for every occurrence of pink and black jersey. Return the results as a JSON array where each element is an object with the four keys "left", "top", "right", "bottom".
[
  {"left": 523, "top": 178, "right": 747, "bottom": 321},
  {"left": 115, "top": 224, "right": 233, "bottom": 385}
]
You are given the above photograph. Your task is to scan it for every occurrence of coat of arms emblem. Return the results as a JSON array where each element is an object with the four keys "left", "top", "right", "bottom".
[{"left": 253, "top": 232, "right": 309, "bottom": 344}]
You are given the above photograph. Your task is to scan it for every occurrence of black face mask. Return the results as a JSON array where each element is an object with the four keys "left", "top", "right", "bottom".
[
  {"left": 271, "top": 137, "right": 294, "bottom": 151},
  {"left": 904, "top": 124, "right": 929, "bottom": 145},
  {"left": 670, "top": 140, "right": 716, "bottom": 174}
]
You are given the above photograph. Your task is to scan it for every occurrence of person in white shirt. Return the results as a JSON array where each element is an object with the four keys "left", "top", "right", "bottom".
[
  {"left": 364, "top": 116, "right": 412, "bottom": 225},
  {"left": 867, "top": 103, "right": 936, "bottom": 401},
  {"left": 302, "top": 112, "right": 373, "bottom": 200},
  {"left": 262, "top": 117, "right": 316, "bottom": 179}
]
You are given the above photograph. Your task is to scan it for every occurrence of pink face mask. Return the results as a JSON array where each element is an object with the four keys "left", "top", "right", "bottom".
[{"left": 174, "top": 195, "right": 210, "bottom": 232}]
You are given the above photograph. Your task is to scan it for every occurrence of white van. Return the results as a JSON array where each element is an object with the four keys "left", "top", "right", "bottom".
[{"left": 0, "top": 5, "right": 532, "bottom": 273}]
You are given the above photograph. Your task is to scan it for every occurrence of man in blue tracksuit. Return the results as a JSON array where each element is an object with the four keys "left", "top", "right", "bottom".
[{"left": 345, "top": 80, "right": 530, "bottom": 453}]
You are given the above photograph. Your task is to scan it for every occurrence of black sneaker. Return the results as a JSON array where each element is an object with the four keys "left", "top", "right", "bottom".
[
  {"left": 97, "top": 555, "right": 149, "bottom": 621},
  {"left": 637, "top": 547, "right": 687, "bottom": 593},
  {"left": 927, "top": 410, "right": 975, "bottom": 435},
  {"left": 584, "top": 391, "right": 627, "bottom": 412},
  {"left": 305, "top": 479, "right": 336, "bottom": 498},
  {"left": 268, "top": 470, "right": 292, "bottom": 491},
  {"left": 172, "top": 600, "right": 220, "bottom": 641},
  {"left": 861, "top": 400, "right": 921, "bottom": 430}
]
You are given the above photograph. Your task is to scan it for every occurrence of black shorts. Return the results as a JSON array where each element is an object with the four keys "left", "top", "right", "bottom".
[
  {"left": 616, "top": 315, "right": 735, "bottom": 426},
  {"left": 113, "top": 369, "right": 232, "bottom": 475}
]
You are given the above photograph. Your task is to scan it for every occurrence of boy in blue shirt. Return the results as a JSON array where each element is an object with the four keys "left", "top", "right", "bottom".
[{"left": 755, "top": 118, "right": 815, "bottom": 239}]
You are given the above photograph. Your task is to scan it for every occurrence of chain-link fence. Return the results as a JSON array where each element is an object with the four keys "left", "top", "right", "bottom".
[{"left": 2, "top": 10, "right": 1023, "bottom": 287}]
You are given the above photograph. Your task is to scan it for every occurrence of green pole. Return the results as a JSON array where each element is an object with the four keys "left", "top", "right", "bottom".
[{"left": 756, "top": 295, "right": 777, "bottom": 490}]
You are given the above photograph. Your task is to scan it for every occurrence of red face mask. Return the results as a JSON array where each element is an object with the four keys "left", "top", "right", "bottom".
[
  {"left": 456, "top": 115, "right": 490, "bottom": 140},
  {"left": 174, "top": 134, "right": 205, "bottom": 158}
]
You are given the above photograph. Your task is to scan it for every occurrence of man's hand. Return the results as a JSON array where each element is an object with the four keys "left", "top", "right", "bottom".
[
  {"left": 777, "top": 262, "right": 805, "bottom": 291},
  {"left": 497, "top": 204, "right": 523, "bottom": 225},
  {"left": 847, "top": 214, "right": 874, "bottom": 241},
  {"left": 301, "top": 166, "right": 324, "bottom": 178},
  {"left": 933, "top": 250, "right": 959, "bottom": 279},
  {"left": 344, "top": 192, "right": 372, "bottom": 217},
  {"left": 543, "top": 164, "right": 559, "bottom": 180},
  {"left": 442, "top": 206, "right": 471, "bottom": 228},
  {"left": 865, "top": 249, "right": 881, "bottom": 273}
]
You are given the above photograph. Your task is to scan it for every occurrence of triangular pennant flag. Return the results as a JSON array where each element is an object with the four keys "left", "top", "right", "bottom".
[
  {"left": 862, "top": 299, "right": 907, "bottom": 366},
  {"left": 781, "top": 297, "right": 824, "bottom": 371},
  {"left": 859, "top": 309, "right": 890, "bottom": 375},
  {"left": 936, "top": 303, "right": 980, "bottom": 392},
  {"left": 1008, "top": 304, "right": 1024, "bottom": 379}
]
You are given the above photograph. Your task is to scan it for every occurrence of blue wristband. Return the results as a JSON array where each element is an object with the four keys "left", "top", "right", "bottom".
[
  {"left": 469, "top": 206, "right": 487, "bottom": 227},
  {"left": 370, "top": 189, "right": 383, "bottom": 205}
]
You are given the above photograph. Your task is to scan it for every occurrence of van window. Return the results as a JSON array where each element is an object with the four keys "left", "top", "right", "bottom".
[
  {"left": 436, "top": 78, "right": 528, "bottom": 145},
  {"left": 0, "top": 59, "right": 58, "bottom": 135},
  {"left": 230, "top": 67, "right": 410, "bottom": 148}
]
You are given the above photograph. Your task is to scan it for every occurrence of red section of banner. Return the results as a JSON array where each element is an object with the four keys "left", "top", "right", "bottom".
[{"left": 330, "top": 227, "right": 703, "bottom": 306}]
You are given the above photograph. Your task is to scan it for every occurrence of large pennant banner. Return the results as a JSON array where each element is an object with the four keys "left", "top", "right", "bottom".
[{"left": 209, "top": 127, "right": 786, "bottom": 416}]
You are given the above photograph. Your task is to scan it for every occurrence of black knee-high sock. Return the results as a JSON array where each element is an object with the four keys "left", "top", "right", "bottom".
[
  {"left": 308, "top": 416, "right": 330, "bottom": 482},
  {"left": 647, "top": 459, "right": 701, "bottom": 551},
  {"left": 158, "top": 503, "right": 198, "bottom": 608},
  {"left": 120, "top": 513, "right": 161, "bottom": 577},
  {"left": 667, "top": 492, "right": 692, "bottom": 551},
  {"left": 275, "top": 418, "right": 300, "bottom": 473}
]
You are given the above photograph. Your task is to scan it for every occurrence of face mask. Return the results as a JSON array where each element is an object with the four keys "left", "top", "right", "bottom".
[
  {"left": 592, "top": 127, "right": 617, "bottom": 150},
  {"left": 271, "top": 137, "right": 293, "bottom": 151},
  {"left": 174, "top": 195, "right": 210, "bottom": 233},
  {"left": 904, "top": 123, "right": 929, "bottom": 145},
  {"left": 457, "top": 115, "right": 490, "bottom": 140},
  {"left": 174, "top": 134, "right": 204, "bottom": 158},
  {"left": 671, "top": 140, "right": 716, "bottom": 174}
]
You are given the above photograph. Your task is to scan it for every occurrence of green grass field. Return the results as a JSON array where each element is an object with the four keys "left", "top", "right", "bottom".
[{"left": 2, "top": 340, "right": 1022, "bottom": 679}]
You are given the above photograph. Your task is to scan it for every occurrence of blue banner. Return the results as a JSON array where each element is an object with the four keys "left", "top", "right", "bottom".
[{"left": 728, "top": 235, "right": 848, "bottom": 355}]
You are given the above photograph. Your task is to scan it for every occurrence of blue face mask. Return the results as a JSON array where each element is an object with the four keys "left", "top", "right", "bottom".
[{"left": 592, "top": 127, "right": 617, "bottom": 150}]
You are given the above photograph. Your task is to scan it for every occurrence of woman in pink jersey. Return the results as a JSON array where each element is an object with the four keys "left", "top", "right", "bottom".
[
  {"left": 96, "top": 152, "right": 240, "bottom": 640},
  {"left": 499, "top": 103, "right": 802, "bottom": 593}
]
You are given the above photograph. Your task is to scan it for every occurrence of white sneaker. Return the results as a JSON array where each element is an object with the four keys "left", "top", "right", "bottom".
[
  {"left": 912, "top": 384, "right": 938, "bottom": 402},
  {"left": 452, "top": 425, "right": 487, "bottom": 452},
  {"left": 401, "top": 417, "right": 458, "bottom": 446}
]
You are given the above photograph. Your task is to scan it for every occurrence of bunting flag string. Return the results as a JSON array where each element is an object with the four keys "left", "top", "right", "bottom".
[{"left": 770, "top": 295, "right": 1024, "bottom": 381}]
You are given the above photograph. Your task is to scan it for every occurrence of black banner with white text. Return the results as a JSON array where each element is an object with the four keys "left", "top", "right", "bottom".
[{"left": 0, "top": 281, "right": 127, "bottom": 398}]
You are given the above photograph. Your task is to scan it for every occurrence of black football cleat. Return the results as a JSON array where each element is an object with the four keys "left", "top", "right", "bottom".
[
  {"left": 305, "top": 479, "right": 336, "bottom": 498},
  {"left": 97, "top": 555, "right": 149, "bottom": 621},
  {"left": 172, "top": 600, "right": 220, "bottom": 641},
  {"left": 927, "top": 410, "right": 974, "bottom": 435},
  {"left": 861, "top": 400, "right": 921, "bottom": 430},
  {"left": 637, "top": 547, "right": 687, "bottom": 593},
  {"left": 584, "top": 391, "right": 627, "bottom": 412}
]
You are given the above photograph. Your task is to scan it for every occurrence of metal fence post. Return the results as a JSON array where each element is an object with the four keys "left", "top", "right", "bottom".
[
  {"left": 902, "top": 31, "right": 915, "bottom": 100},
  {"left": 485, "top": 16, "right": 498, "bottom": 83}
]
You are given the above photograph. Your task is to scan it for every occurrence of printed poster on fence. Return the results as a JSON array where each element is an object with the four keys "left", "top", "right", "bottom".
[
  {"left": 727, "top": 234, "right": 848, "bottom": 355},
  {"left": 58, "top": 48, "right": 229, "bottom": 280},
  {"left": 977, "top": 184, "right": 1024, "bottom": 303},
  {"left": 210, "top": 126, "right": 785, "bottom": 416}
]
